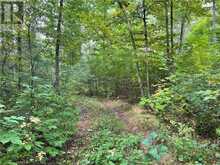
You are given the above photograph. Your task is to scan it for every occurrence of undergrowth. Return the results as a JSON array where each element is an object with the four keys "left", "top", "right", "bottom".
[
  {"left": 78, "top": 112, "right": 147, "bottom": 165},
  {"left": 0, "top": 85, "right": 79, "bottom": 165}
]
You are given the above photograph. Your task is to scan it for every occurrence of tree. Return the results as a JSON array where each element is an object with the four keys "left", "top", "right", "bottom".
[
  {"left": 142, "top": 0, "right": 150, "bottom": 97},
  {"left": 54, "top": 0, "right": 64, "bottom": 91},
  {"left": 212, "top": 0, "right": 217, "bottom": 42}
]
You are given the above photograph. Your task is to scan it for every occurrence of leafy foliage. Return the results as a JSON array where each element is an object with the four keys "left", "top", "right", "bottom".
[
  {"left": 142, "top": 132, "right": 169, "bottom": 161},
  {"left": 80, "top": 130, "right": 146, "bottom": 165},
  {"left": 173, "top": 137, "right": 215, "bottom": 164},
  {"left": 0, "top": 85, "right": 79, "bottom": 164},
  {"left": 141, "top": 72, "right": 220, "bottom": 138}
]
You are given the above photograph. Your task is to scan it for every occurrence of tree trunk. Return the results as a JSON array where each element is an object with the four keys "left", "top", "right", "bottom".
[
  {"left": 17, "top": 26, "right": 22, "bottom": 90},
  {"left": 212, "top": 0, "right": 217, "bottom": 43},
  {"left": 179, "top": 15, "right": 185, "bottom": 52},
  {"left": 1, "top": 32, "right": 7, "bottom": 75},
  {"left": 142, "top": 0, "right": 150, "bottom": 98},
  {"left": 1, "top": 54, "right": 8, "bottom": 75},
  {"left": 54, "top": 0, "right": 64, "bottom": 91},
  {"left": 28, "top": 24, "right": 34, "bottom": 89},
  {"left": 170, "top": 0, "right": 174, "bottom": 53},
  {"left": 165, "top": 0, "right": 170, "bottom": 63}
]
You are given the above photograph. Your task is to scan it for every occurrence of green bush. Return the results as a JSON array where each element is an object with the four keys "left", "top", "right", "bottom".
[
  {"left": 0, "top": 85, "right": 79, "bottom": 164},
  {"left": 142, "top": 131, "right": 169, "bottom": 161},
  {"left": 139, "top": 88, "right": 174, "bottom": 113},
  {"left": 172, "top": 74, "right": 220, "bottom": 138},
  {"left": 140, "top": 73, "right": 220, "bottom": 138},
  {"left": 172, "top": 137, "right": 216, "bottom": 164}
]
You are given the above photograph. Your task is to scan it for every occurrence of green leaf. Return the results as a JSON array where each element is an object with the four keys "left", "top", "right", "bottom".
[
  {"left": 45, "top": 147, "right": 60, "bottom": 157},
  {"left": 0, "top": 132, "right": 22, "bottom": 145},
  {"left": 148, "top": 147, "right": 160, "bottom": 160},
  {"left": 216, "top": 128, "right": 220, "bottom": 136},
  {"left": 12, "top": 138, "right": 22, "bottom": 145},
  {"left": 142, "top": 131, "right": 158, "bottom": 146},
  {"left": 0, "top": 138, "right": 10, "bottom": 144},
  {"left": 24, "top": 144, "right": 32, "bottom": 151}
]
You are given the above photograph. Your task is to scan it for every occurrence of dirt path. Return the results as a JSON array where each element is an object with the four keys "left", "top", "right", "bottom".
[{"left": 58, "top": 98, "right": 160, "bottom": 164}]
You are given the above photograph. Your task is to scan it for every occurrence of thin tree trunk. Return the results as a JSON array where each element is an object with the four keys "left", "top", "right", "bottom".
[
  {"left": 117, "top": 1, "right": 145, "bottom": 97},
  {"left": 17, "top": 26, "right": 22, "bottom": 90},
  {"left": 54, "top": 0, "right": 64, "bottom": 91},
  {"left": 179, "top": 15, "right": 185, "bottom": 52},
  {"left": 1, "top": 53, "right": 8, "bottom": 75},
  {"left": 1, "top": 32, "right": 7, "bottom": 75},
  {"left": 165, "top": 0, "right": 171, "bottom": 71},
  {"left": 170, "top": 0, "right": 174, "bottom": 53},
  {"left": 212, "top": 0, "right": 217, "bottom": 43},
  {"left": 142, "top": 0, "right": 150, "bottom": 98},
  {"left": 28, "top": 24, "right": 34, "bottom": 89}
]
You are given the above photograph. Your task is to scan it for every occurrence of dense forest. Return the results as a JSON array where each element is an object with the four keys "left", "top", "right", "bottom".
[{"left": 0, "top": 0, "right": 220, "bottom": 164}]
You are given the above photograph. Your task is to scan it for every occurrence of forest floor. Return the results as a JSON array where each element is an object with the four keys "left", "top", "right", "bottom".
[{"left": 53, "top": 97, "right": 174, "bottom": 165}]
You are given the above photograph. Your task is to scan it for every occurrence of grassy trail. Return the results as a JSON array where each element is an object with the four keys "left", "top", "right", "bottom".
[{"left": 55, "top": 97, "right": 167, "bottom": 165}]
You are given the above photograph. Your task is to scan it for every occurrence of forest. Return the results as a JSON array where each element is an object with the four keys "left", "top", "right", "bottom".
[{"left": 0, "top": 0, "right": 219, "bottom": 164}]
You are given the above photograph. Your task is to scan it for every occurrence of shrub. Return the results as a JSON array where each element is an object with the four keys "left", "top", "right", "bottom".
[
  {"left": 172, "top": 74, "right": 220, "bottom": 138},
  {"left": 0, "top": 85, "right": 79, "bottom": 164},
  {"left": 140, "top": 73, "right": 220, "bottom": 138},
  {"left": 142, "top": 131, "right": 169, "bottom": 162},
  {"left": 139, "top": 88, "right": 174, "bottom": 113},
  {"left": 172, "top": 137, "right": 216, "bottom": 164}
]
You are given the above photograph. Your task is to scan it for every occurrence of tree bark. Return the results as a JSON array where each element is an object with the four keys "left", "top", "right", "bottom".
[
  {"left": 17, "top": 26, "right": 22, "bottom": 90},
  {"left": 28, "top": 24, "right": 34, "bottom": 89},
  {"left": 179, "top": 15, "right": 185, "bottom": 52},
  {"left": 212, "top": 0, "right": 217, "bottom": 43},
  {"left": 170, "top": 0, "right": 174, "bottom": 53},
  {"left": 1, "top": 54, "right": 8, "bottom": 75},
  {"left": 54, "top": 0, "right": 64, "bottom": 91},
  {"left": 142, "top": 0, "right": 150, "bottom": 98},
  {"left": 1, "top": 32, "right": 7, "bottom": 75},
  {"left": 165, "top": 0, "right": 170, "bottom": 62}
]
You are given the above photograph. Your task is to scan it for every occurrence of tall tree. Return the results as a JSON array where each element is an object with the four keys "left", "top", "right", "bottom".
[
  {"left": 142, "top": 0, "right": 150, "bottom": 97},
  {"left": 164, "top": 0, "right": 170, "bottom": 69},
  {"left": 179, "top": 14, "right": 186, "bottom": 52},
  {"left": 54, "top": 0, "right": 64, "bottom": 90},
  {"left": 27, "top": 24, "right": 34, "bottom": 88},
  {"left": 17, "top": 26, "right": 22, "bottom": 90},
  {"left": 170, "top": 0, "right": 174, "bottom": 54},
  {"left": 212, "top": 0, "right": 217, "bottom": 42}
]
